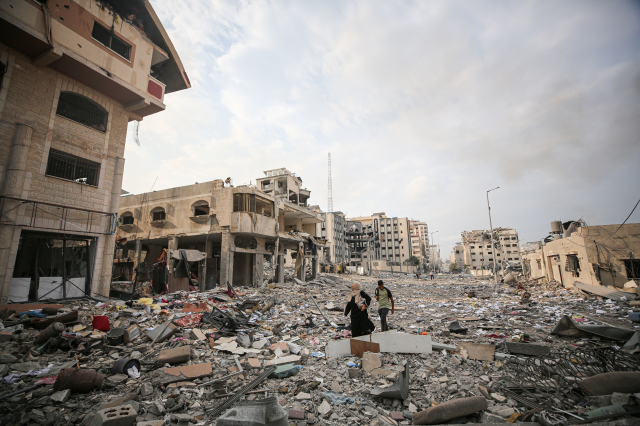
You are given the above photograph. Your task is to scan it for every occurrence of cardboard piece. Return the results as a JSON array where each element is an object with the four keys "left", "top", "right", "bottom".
[
  {"left": 457, "top": 342, "right": 495, "bottom": 361},
  {"left": 350, "top": 339, "right": 380, "bottom": 358}
]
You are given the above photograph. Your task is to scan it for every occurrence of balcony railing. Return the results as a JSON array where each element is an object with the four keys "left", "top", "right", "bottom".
[{"left": 0, "top": 196, "right": 116, "bottom": 235}]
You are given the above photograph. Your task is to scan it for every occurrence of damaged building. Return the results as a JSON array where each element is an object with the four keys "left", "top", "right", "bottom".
[
  {"left": 114, "top": 175, "right": 325, "bottom": 292},
  {"left": 316, "top": 211, "right": 349, "bottom": 264},
  {"left": 461, "top": 228, "right": 521, "bottom": 276},
  {"left": 0, "top": 0, "right": 190, "bottom": 302},
  {"left": 522, "top": 220, "right": 640, "bottom": 296}
]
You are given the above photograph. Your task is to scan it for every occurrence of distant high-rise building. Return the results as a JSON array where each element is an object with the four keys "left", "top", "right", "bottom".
[
  {"left": 461, "top": 228, "right": 521, "bottom": 275},
  {"left": 409, "top": 221, "right": 429, "bottom": 263}
]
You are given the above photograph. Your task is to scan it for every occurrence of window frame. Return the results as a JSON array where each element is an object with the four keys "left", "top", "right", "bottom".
[
  {"left": 91, "top": 21, "right": 132, "bottom": 61},
  {"left": 45, "top": 148, "right": 101, "bottom": 186}
]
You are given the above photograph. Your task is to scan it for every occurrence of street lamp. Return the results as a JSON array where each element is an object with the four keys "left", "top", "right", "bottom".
[
  {"left": 486, "top": 187, "right": 500, "bottom": 284},
  {"left": 429, "top": 231, "right": 438, "bottom": 273}
]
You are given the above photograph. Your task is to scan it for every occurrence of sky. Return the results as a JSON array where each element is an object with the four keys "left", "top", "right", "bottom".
[{"left": 122, "top": 0, "right": 640, "bottom": 255}]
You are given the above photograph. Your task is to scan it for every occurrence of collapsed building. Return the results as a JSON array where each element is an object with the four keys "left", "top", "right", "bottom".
[
  {"left": 114, "top": 175, "right": 325, "bottom": 292},
  {"left": 522, "top": 221, "right": 640, "bottom": 297},
  {"left": 460, "top": 228, "right": 521, "bottom": 276},
  {"left": 0, "top": 0, "right": 190, "bottom": 302}
]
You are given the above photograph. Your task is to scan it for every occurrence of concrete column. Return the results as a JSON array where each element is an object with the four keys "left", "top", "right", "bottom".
[
  {"left": 296, "top": 243, "right": 305, "bottom": 282},
  {"left": 254, "top": 254, "right": 264, "bottom": 287},
  {"left": 0, "top": 123, "right": 34, "bottom": 303},
  {"left": 277, "top": 254, "right": 284, "bottom": 284},
  {"left": 220, "top": 231, "right": 233, "bottom": 289},
  {"left": 168, "top": 236, "right": 179, "bottom": 251},
  {"left": 312, "top": 256, "right": 318, "bottom": 280},
  {"left": 205, "top": 239, "right": 214, "bottom": 257},
  {"left": 94, "top": 157, "right": 125, "bottom": 297}
]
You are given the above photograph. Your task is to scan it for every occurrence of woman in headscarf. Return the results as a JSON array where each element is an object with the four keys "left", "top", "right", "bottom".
[{"left": 344, "top": 281, "right": 375, "bottom": 337}]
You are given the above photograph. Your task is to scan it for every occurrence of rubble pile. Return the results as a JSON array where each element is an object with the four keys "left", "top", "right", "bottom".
[{"left": 0, "top": 274, "right": 639, "bottom": 426}]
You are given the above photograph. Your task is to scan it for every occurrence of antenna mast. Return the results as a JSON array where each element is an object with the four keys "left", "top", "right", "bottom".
[{"left": 327, "top": 152, "right": 333, "bottom": 212}]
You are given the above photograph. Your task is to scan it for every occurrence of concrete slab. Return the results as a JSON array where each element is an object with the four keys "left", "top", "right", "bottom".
[
  {"left": 326, "top": 332, "right": 432, "bottom": 358},
  {"left": 457, "top": 342, "right": 495, "bottom": 361}
]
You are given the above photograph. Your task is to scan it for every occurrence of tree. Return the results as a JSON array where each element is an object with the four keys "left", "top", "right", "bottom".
[{"left": 406, "top": 256, "right": 420, "bottom": 266}]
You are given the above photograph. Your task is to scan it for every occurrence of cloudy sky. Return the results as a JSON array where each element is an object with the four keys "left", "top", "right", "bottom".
[{"left": 123, "top": 0, "right": 640, "bottom": 254}]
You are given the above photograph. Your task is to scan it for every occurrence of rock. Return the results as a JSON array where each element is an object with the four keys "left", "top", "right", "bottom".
[
  {"left": 480, "top": 412, "right": 507, "bottom": 423},
  {"left": 318, "top": 400, "right": 332, "bottom": 415},
  {"left": 408, "top": 402, "right": 418, "bottom": 413},
  {"left": 0, "top": 354, "right": 18, "bottom": 364},
  {"left": 491, "top": 392, "right": 507, "bottom": 402},
  {"left": 370, "top": 368, "right": 392, "bottom": 377},
  {"left": 348, "top": 368, "right": 362, "bottom": 378},
  {"left": 362, "top": 352, "right": 382, "bottom": 373},
  {"left": 140, "top": 382, "right": 154, "bottom": 397},
  {"left": 488, "top": 406, "right": 515, "bottom": 418},
  {"left": 331, "top": 382, "right": 342, "bottom": 392},
  {"left": 296, "top": 392, "right": 312, "bottom": 400},
  {"left": 50, "top": 389, "right": 71, "bottom": 403},
  {"left": 104, "top": 374, "right": 128, "bottom": 387}
]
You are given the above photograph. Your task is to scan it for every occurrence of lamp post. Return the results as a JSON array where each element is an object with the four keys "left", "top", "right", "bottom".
[
  {"left": 487, "top": 187, "right": 500, "bottom": 284},
  {"left": 430, "top": 231, "right": 438, "bottom": 273}
]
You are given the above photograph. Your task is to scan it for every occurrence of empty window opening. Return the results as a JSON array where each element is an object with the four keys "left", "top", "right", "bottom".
[
  {"left": 91, "top": 22, "right": 131, "bottom": 60},
  {"left": 623, "top": 259, "right": 640, "bottom": 279},
  {"left": 565, "top": 254, "right": 581, "bottom": 277},
  {"left": 256, "top": 196, "right": 274, "bottom": 217},
  {"left": 151, "top": 207, "right": 166, "bottom": 221},
  {"left": 233, "top": 193, "right": 256, "bottom": 213},
  {"left": 45, "top": 149, "right": 100, "bottom": 186},
  {"left": 191, "top": 200, "right": 209, "bottom": 217},
  {"left": 56, "top": 92, "right": 108, "bottom": 132},
  {"left": 120, "top": 213, "right": 134, "bottom": 225}
]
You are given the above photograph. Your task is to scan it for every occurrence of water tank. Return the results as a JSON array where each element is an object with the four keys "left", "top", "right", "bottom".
[{"left": 551, "top": 221, "right": 563, "bottom": 234}]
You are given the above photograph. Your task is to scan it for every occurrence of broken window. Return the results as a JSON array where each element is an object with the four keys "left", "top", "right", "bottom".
[
  {"left": 191, "top": 200, "right": 210, "bottom": 217},
  {"left": 151, "top": 207, "right": 166, "bottom": 221},
  {"left": 91, "top": 22, "right": 131, "bottom": 60},
  {"left": 623, "top": 259, "right": 640, "bottom": 279},
  {"left": 56, "top": 92, "right": 108, "bottom": 132},
  {"left": 45, "top": 148, "right": 101, "bottom": 186},
  {"left": 565, "top": 254, "right": 581, "bottom": 277},
  {"left": 233, "top": 193, "right": 256, "bottom": 213},
  {"left": 120, "top": 213, "right": 134, "bottom": 225}
]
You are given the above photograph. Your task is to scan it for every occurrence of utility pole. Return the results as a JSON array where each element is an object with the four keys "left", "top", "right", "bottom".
[
  {"left": 487, "top": 187, "right": 500, "bottom": 284},
  {"left": 429, "top": 231, "right": 438, "bottom": 273}
]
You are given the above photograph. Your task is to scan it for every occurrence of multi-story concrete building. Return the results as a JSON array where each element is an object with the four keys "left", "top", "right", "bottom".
[
  {"left": 428, "top": 245, "right": 441, "bottom": 270},
  {"left": 256, "top": 168, "right": 311, "bottom": 207},
  {"left": 409, "top": 220, "right": 429, "bottom": 263},
  {"left": 0, "top": 0, "right": 189, "bottom": 302},
  {"left": 317, "top": 211, "right": 348, "bottom": 264},
  {"left": 461, "top": 228, "right": 520, "bottom": 275},
  {"left": 450, "top": 243, "right": 465, "bottom": 268},
  {"left": 116, "top": 178, "right": 324, "bottom": 290},
  {"left": 348, "top": 213, "right": 411, "bottom": 264}
]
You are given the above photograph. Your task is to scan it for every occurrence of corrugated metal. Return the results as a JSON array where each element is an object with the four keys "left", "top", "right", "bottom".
[{"left": 574, "top": 281, "right": 637, "bottom": 301}]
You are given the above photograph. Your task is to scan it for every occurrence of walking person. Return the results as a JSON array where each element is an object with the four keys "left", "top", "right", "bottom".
[
  {"left": 344, "top": 281, "right": 374, "bottom": 337},
  {"left": 430, "top": 270, "right": 434, "bottom": 280},
  {"left": 375, "top": 280, "right": 395, "bottom": 332}
]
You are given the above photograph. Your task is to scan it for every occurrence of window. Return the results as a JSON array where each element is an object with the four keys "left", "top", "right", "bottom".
[
  {"left": 120, "top": 213, "right": 134, "bottom": 225},
  {"left": 45, "top": 149, "right": 101, "bottom": 186},
  {"left": 191, "top": 200, "right": 209, "bottom": 216},
  {"left": 233, "top": 193, "right": 256, "bottom": 213},
  {"left": 255, "top": 196, "right": 274, "bottom": 217},
  {"left": 624, "top": 260, "right": 640, "bottom": 279},
  {"left": 91, "top": 22, "right": 131, "bottom": 60},
  {"left": 151, "top": 208, "right": 165, "bottom": 221},
  {"left": 471, "top": 258, "right": 476, "bottom": 261},
  {"left": 56, "top": 92, "right": 108, "bottom": 132},
  {"left": 508, "top": 258, "right": 513, "bottom": 260}
]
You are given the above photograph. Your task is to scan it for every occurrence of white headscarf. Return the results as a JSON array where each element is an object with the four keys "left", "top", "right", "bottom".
[{"left": 349, "top": 281, "right": 362, "bottom": 307}]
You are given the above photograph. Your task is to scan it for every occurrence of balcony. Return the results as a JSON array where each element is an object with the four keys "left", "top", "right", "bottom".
[{"left": 231, "top": 212, "right": 276, "bottom": 237}]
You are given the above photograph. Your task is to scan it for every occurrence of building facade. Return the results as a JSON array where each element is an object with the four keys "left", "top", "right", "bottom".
[
  {"left": 409, "top": 220, "right": 429, "bottom": 263},
  {"left": 450, "top": 243, "right": 465, "bottom": 268},
  {"left": 522, "top": 222, "right": 640, "bottom": 294},
  {"left": 348, "top": 213, "right": 412, "bottom": 265},
  {"left": 317, "top": 211, "right": 348, "bottom": 264},
  {"left": 461, "top": 228, "right": 520, "bottom": 275},
  {"left": 0, "top": 0, "right": 189, "bottom": 302},
  {"left": 256, "top": 168, "right": 311, "bottom": 207},
  {"left": 117, "top": 178, "right": 324, "bottom": 290}
]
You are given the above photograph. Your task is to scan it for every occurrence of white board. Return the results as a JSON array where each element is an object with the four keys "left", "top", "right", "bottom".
[
  {"left": 67, "top": 278, "right": 85, "bottom": 298},
  {"left": 9, "top": 278, "right": 30, "bottom": 303},
  {"left": 38, "top": 277, "right": 64, "bottom": 300},
  {"left": 325, "top": 331, "right": 432, "bottom": 358}
]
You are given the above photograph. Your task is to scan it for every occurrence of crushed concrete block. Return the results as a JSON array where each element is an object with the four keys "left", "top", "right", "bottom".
[
  {"left": 158, "top": 346, "right": 190, "bottom": 365},
  {"left": 190, "top": 329, "right": 206, "bottom": 341},
  {"left": 50, "top": 389, "right": 71, "bottom": 403},
  {"left": 370, "top": 368, "right": 392, "bottom": 377},
  {"left": 318, "top": 400, "right": 332, "bottom": 415},
  {"left": 0, "top": 354, "right": 18, "bottom": 364},
  {"left": 288, "top": 410, "right": 305, "bottom": 419},
  {"left": 140, "top": 383, "right": 154, "bottom": 397},
  {"left": 91, "top": 404, "right": 136, "bottom": 426},
  {"left": 479, "top": 412, "right": 507, "bottom": 423},
  {"left": 488, "top": 406, "right": 516, "bottom": 418},
  {"left": 136, "top": 421, "right": 165, "bottom": 426},
  {"left": 491, "top": 393, "right": 507, "bottom": 402},
  {"left": 362, "top": 352, "right": 381, "bottom": 373},
  {"left": 390, "top": 411, "right": 404, "bottom": 421},
  {"left": 296, "top": 392, "right": 312, "bottom": 400},
  {"left": 348, "top": 368, "right": 362, "bottom": 378}
]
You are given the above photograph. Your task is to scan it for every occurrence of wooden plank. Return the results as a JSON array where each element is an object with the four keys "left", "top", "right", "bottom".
[
  {"left": 0, "top": 303, "right": 63, "bottom": 313},
  {"left": 350, "top": 339, "right": 380, "bottom": 358}
]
